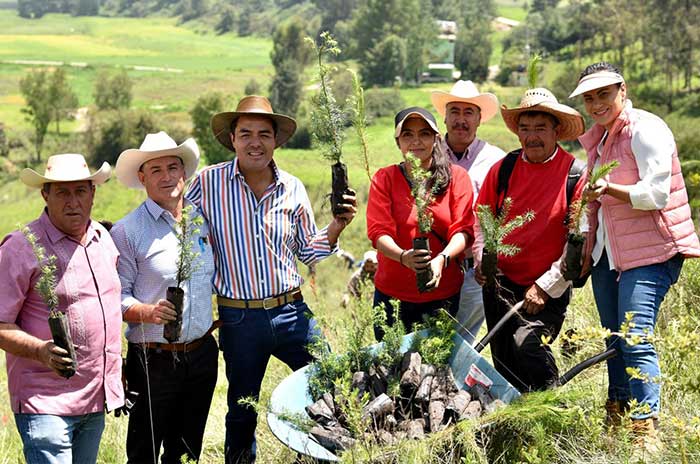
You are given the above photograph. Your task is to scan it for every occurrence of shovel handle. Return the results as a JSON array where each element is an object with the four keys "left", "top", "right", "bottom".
[
  {"left": 557, "top": 347, "right": 616, "bottom": 387},
  {"left": 473, "top": 300, "right": 523, "bottom": 353}
]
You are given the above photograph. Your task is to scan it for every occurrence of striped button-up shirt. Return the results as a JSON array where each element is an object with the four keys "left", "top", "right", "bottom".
[
  {"left": 111, "top": 198, "right": 215, "bottom": 343},
  {"left": 186, "top": 159, "right": 336, "bottom": 299}
]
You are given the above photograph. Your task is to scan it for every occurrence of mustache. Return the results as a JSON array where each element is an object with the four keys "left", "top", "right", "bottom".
[
  {"left": 526, "top": 142, "right": 544, "bottom": 148},
  {"left": 450, "top": 123, "right": 470, "bottom": 130}
]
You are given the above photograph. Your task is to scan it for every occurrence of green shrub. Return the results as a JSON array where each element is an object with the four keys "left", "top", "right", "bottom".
[{"left": 363, "top": 88, "right": 405, "bottom": 122}]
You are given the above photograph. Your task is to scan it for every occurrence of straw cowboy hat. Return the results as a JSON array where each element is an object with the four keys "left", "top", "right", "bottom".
[
  {"left": 211, "top": 95, "right": 297, "bottom": 152},
  {"left": 20, "top": 154, "right": 111, "bottom": 189},
  {"left": 430, "top": 80, "right": 499, "bottom": 123},
  {"left": 115, "top": 131, "right": 200, "bottom": 190},
  {"left": 501, "top": 88, "right": 585, "bottom": 141}
]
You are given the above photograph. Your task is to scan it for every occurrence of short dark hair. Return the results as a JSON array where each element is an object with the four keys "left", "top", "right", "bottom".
[
  {"left": 138, "top": 156, "right": 184, "bottom": 173},
  {"left": 42, "top": 180, "right": 93, "bottom": 194},
  {"left": 518, "top": 110, "right": 559, "bottom": 129},
  {"left": 580, "top": 62, "right": 623, "bottom": 80}
]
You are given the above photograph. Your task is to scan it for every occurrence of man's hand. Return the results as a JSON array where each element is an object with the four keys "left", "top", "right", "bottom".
[
  {"left": 149, "top": 299, "right": 177, "bottom": 324},
  {"left": 328, "top": 190, "right": 358, "bottom": 245},
  {"left": 37, "top": 341, "right": 74, "bottom": 377},
  {"left": 523, "top": 284, "right": 549, "bottom": 315}
]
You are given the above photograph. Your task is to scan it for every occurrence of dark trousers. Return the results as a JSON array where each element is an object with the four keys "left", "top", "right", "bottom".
[
  {"left": 218, "top": 299, "right": 322, "bottom": 464},
  {"left": 373, "top": 289, "right": 460, "bottom": 341},
  {"left": 125, "top": 335, "right": 218, "bottom": 464},
  {"left": 482, "top": 276, "right": 569, "bottom": 392}
]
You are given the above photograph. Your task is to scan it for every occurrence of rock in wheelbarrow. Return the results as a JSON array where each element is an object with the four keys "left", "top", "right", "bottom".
[
  {"left": 362, "top": 393, "right": 394, "bottom": 428},
  {"left": 400, "top": 351, "right": 422, "bottom": 397},
  {"left": 309, "top": 425, "right": 356, "bottom": 452},
  {"left": 351, "top": 371, "right": 369, "bottom": 397},
  {"left": 368, "top": 364, "right": 390, "bottom": 397},
  {"left": 428, "top": 400, "right": 446, "bottom": 432},
  {"left": 445, "top": 390, "right": 473, "bottom": 421},
  {"left": 306, "top": 397, "right": 336, "bottom": 426}
]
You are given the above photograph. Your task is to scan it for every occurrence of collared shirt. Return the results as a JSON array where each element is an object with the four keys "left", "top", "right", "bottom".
[
  {"left": 0, "top": 211, "right": 124, "bottom": 415},
  {"left": 110, "top": 198, "right": 215, "bottom": 344},
  {"left": 186, "top": 159, "right": 336, "bottom": 300},
  {"left": 441, "top": 136, "right": 506, "bottom": 200},
  {"left": 591, "top": 112, "right": 675, "bottom": 270}
]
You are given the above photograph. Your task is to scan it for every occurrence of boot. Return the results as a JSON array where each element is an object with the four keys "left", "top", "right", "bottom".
[
  {"left": 630, "top": 417, "right": 662, "bottom": 458},
  {"left": 604, "top": 399, "right": 629, "bottom": 428}
]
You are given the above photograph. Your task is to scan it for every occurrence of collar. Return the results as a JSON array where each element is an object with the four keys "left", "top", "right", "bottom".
[
  {"left": 144, "top": 197, "right": 195, "bottom": 222},
  {"left": 521, "top": 145, "right": 560, "bottom": 164},
  {"left": 40, "top": 209, "right": 99, "bottom": 245},
  {"left": 443, "top": 135, "right": 483, "bottom": 159},
  {"left": 231, "top": 157, "right": 285, "bottom": 190}
]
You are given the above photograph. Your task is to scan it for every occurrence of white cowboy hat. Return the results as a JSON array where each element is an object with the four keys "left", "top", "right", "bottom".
[
  {"left": 500, "top": 88, "right": 585, "bottom": 141},
  {"left": 115, "top": 132, "right": 200, "bottom": 189},
  {"left": 211, "top": 95, "right": 297, "bottom": 152},
  {"left": 363, "top": 250, "right": 378, "bottom": 263},
  {"left": 20, "top": 154, "right": 111, "bottom": 189},
  {"left": 569, "top": 70, "right": 625, "bottom": 98},
  {"left": 430, "top": 80, "right": 499, "bottom": 123}
]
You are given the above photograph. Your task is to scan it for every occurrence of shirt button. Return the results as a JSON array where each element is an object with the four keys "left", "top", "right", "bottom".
[{"left": 258, "top": 257, "right": 263, "bottom": 261}]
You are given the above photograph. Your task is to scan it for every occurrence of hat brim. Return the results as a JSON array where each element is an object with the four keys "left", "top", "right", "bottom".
[
  {"left": 500, "top": 103, "right": 585, "bottom": 141},
  {"left": 211, "top": 111, "right": 297, "bottom": 152},
  {"left": 115, "top": 138, "right": 200, "bottom": 190},
  {"left": 394, "top": 111, "right": 441, "bottom": 138},
  {"left": 431, "top": 91, "right": 499, "bottom": 123},
  {"left": 20, "top": 162, "right": 111, "bottom": 189},
  {"left": 569, "top": 75, "right": 625, "bottom": 99}
]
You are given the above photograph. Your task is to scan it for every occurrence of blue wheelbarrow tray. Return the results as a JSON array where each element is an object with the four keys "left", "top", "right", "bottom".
[{"left": 267, "top": 330, "right": 521, "bottom": 462}]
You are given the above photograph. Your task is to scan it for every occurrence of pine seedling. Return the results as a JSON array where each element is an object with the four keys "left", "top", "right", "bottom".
[
  {"left": 349, "top": 69, "right": 372, "bottom": 182},
  {"left": 567, "top": 160, "right": 620, "bottom": 237},
  {"left": 175, "top": 205, "right": 203, "bottom": 288},
  {"left": 306, "top": 31, "right": 344, "bottom": 164},
  {"left": 404, "top": 153, "right": 437, "bottom": 235},
  {"left": 476, "top": 198, "right": 535, "bottom": 257},
  {"left": 21, "top": 226, "right": 59, "bottom": 313}
]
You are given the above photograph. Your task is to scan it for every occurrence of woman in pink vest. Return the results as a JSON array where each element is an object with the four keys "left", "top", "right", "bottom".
[{"left": 570, "top": 62, "right": 700, "bottom": 450}]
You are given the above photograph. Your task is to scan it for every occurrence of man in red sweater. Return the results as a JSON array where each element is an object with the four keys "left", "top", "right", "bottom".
[{"left": 475, "top": 88, "right": 585, "bottom": 392}]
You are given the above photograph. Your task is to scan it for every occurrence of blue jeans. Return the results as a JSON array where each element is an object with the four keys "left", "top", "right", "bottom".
[
  {"left": 218, "top": 298, "right": 322, "bottom": 463},
  {"left": 14, "top": 412, "right": 105, "bottom": 464},
  {"left": 456, "top": 267, "right": 484, "bottom": 344},
  {"left": 591, "top": 252, "right": 683, "bottom": 419}
]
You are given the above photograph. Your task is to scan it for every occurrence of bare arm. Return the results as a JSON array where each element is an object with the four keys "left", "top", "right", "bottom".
[{"left": 0, "top": 322, "right": 72, "bottom": 376}]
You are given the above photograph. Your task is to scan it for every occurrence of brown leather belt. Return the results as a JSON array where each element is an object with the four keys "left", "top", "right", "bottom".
[
  {"left": 217, "top": 289, "right": 302, "bottom": 310},
  {"left": 134, "top": 320, "right": 223, "bottom": 353}
]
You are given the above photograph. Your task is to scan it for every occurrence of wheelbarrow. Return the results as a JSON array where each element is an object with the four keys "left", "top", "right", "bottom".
[{"left": 267, "top": 301, "right": 614, "bottom": 461}]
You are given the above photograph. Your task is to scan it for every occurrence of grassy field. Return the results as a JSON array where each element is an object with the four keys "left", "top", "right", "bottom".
[{"left": 1, "top": 9, "right": 700, "bottom": 464}]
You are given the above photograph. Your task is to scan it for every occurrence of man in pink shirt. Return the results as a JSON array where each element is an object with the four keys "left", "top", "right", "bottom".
[{"left": 0, "top": 154, "right": 124, "bottom": 464}]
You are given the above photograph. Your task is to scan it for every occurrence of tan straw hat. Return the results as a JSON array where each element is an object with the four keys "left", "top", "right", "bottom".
[
  {"left": 115, "top": 132, "right": 200, "bottom": 189},
  {"left": 211, "top": 95, "right": 297, "bottom": 152},
  {"left": 20, "top": 154, "right": 111, "bottom": 189},
  {"left": 500, "top": 88, "right": 585, "bottom": 141},
  {"left": 431, "top": 80, "right": 499, "bottom": 123}
]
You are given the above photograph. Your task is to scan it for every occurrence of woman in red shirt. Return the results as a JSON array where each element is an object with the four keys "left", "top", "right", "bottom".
[{"left": 367, "top": 107, "right": 475, "bottom": 340}]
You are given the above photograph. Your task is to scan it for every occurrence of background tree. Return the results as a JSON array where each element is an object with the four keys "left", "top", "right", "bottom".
[
  {"left": 189, "top": 93, "right": 230, "bottom": 164},
  {"left": 215, "top": 6, "right": 236, "bottom": 34},
  {"left": 48, "top": 68, "right": 79, "bottom": 135},
  {"left": 268, "top": 17, "right": 311, "bottom": 117},
  {"left": 72, "top": 0, "right": 99, "bottom": 16},
  {"left": 17, "top": 0, "right": 47, "bottom": 18},
  {"left": 454, "top": 18, "right": 492, "bottom": 83},
  {"left": 360, "top": 34, "right": 407, "bottom": 86},
  {"left": 94, "top": 70, "right": 133, "bottom": 111},
  {"left": 19, "top": 71, "right": 52, "bottom": 162}
]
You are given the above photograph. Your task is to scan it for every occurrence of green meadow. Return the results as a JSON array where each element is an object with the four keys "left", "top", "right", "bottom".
[{"left": 1, "top": 7, "right": 700, "bottom": 464}]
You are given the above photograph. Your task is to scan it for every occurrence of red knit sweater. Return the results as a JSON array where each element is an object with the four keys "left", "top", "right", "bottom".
[
  {"left": 367, "top": 164, "right": 474, "bottom": 303},
  {"left": 476, "top": 147, "right": 584, "bottom": 286}
]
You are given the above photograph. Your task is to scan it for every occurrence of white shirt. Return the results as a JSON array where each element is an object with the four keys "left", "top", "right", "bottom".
[{"left": 591, "top": 107, "right": 675, "bottom": 270}]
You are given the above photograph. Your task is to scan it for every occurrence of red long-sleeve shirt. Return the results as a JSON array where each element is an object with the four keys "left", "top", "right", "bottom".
[
  {"left": 367, "top": 164, "right": 475, "bottom": 303},
  {"left": 476, "top": 146, "right": 584, "bottom": 286}
]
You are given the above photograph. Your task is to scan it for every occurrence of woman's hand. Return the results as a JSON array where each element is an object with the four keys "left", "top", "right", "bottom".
[
  {"left": 424, "top": 256, "right": 445, "bottom": 291},
  {"left": 400, "top": 248, "right": 431, "bottom": 272},
  {"left": 583, "top": 179, "right": 608, "bottom": 202}
]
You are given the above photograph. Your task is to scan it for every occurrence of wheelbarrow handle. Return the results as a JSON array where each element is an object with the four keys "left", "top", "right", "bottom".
[
  {"left": 557, "top": 347, "right": 616, "bottom": 387},
  {"left": 473, "top": 300, "right": 523, "bottom": 354}
]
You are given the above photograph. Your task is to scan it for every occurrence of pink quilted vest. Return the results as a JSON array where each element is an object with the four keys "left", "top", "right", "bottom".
[{"left": 580, "top": 102, "right": 700, "bottom": 271}]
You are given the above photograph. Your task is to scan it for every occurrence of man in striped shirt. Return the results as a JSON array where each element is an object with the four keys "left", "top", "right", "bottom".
[{"left": 187, "top": 96, "right": 357, "bottom": 463}]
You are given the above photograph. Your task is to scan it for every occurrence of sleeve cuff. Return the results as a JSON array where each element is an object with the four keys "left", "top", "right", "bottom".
[
  {"left": 313, "top": 226, "right": 338, "bottom": 257},
  {"left": 121, "top": 296, "right": 140, "bottom": 314}
]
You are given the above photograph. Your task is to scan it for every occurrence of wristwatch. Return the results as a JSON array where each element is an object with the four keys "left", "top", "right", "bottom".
[{"left": 438, "top": 252, "right": 450, "bottom": 269}]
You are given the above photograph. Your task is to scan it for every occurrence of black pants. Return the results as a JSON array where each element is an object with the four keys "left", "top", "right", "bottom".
[
  {"left": 125, "top": 335, "right": 218, "bottom": 464},
  {"left": 373, "top": 289, "right": 460, "bottom": 341},
  {"left": 482, "top": 276, "right": 569, "bottom": 392}
]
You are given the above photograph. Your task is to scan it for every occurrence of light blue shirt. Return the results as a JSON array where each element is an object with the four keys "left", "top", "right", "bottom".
[{"left": 111, "top": 198, "right": 215, "bottom": 343}]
